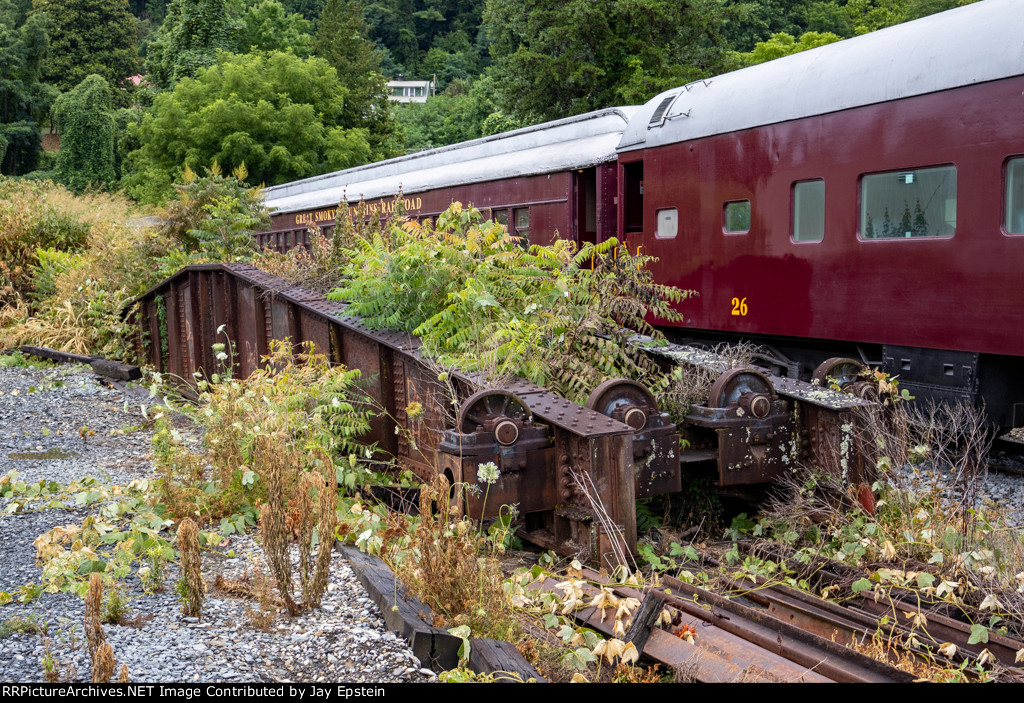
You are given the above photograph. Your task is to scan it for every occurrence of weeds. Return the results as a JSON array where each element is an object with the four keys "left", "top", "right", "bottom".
[
  {"left": 212, "top": 567, "right": 281, "bottom": 631},
  {"left": 381, "top": 473, "right": 517, "bottom": 640},
  {"left": 0, "top": 351, "right": 53, "bottom": 369},
  {"left": 0, "top": 615, "right": 44, "bottom": 638},
  {"left": 0, "top": 179, "right": 173, "bottom": 359},
  {"left": 41, "top": 640, "right": 60, "bottom": 683},
  {"left": 84, "top": 573, "right": 105, "bottom": 660},
  {"left": 152, "top": 342, "right": 373, "bottom": 525},
  {"left": 714, "top": 389, "right": 1024, "bottom": 680},
  {"left": 659, "top": 341, "right": 758, "bottom": 422},
  {"left": 102, "top": 582, "right": 131, "bottom": 624},
  {"left": 139, "top": 545, "right": 169, "bottom": 593},
  {"left": 176, "top": 518, "right": 204, "bottom": 617},
  {"left": 258, "top": 437, "right": 338, "bottom": 615},
  {"left": 328, "top": 202, "right": 693, "bottom": 403},
  {"left": 92, "top": 642, "right": 115, "bottom": 683}
]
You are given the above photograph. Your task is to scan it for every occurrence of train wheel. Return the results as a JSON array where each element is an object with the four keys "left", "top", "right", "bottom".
[
  {"left": 585, "top": 378, "right": 657, "bottom": 430},
  {"left": 812, "top": 357, "right": 865, "bottom": 387},
  {"left": 812, "top": 357, "right": 876, "bottom": 400},
  {"left": 708, "top": 368, "right": 775, "bottom": 419},
  {"left": 457, "top": 389, "right": 530, "bottom": 446}
]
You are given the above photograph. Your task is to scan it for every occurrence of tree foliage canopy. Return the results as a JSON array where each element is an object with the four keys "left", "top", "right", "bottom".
[
  {"left": 145, "top": 0, "right": 242, "bottom": 88},
  {"left": 53, "top": 75, "right": 117, "bottom": 191},
  {"left": 484, "top": 0, "right": 730, "bottom": 123},
  {"left": 730, "top": 29, "right": 841, "bottom": 68},
  {"left": 0, "top": 4, "right": 55, "bottom": 175},
  {"left": 241, "top": 0, "right": 313, "bottom": 56},
  {"left": 396, "top": 75, "right": 525, "bottom": 152},
  {"left": 32, "top": 0, "right": 139, "bottom": 99},
  {"left": 314, "top": 0, "right": 401, "bottom": 159},
  {"left": 124, "top": 51, "right": 372, "bottom": 203}
]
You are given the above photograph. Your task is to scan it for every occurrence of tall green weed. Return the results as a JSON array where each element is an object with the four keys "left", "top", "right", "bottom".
[
  {"left": 329, "top": 203, "right": 694, "bottom": 402},
  {"left": 153, "top": 342, "right": 375, "bottom": 524}
]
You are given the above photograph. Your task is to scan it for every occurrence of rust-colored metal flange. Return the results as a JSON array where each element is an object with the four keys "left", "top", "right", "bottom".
[{"left": 812, "top": 356, "right": 867, "bottom": 388}]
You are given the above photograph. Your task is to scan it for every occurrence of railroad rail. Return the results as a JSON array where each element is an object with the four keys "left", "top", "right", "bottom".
[
  {"left": 529, "top": 566, "right": 916, "bottom": 682},
  {"left": 718, "top": 544, "right": 1024, "bottom": 676},
  {"left": 127, "top": 263, "right": 876, "bottom": 566}
]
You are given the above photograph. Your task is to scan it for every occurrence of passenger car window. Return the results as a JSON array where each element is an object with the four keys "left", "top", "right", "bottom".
[
  {"left": 792, "top": 180, "right": 825, "bottom": 242},
  {"left": 860, "top": 165, "right": 956, "bottom": 239},
  {"left": 514, "top": 208, "right": 530, "bottom": 246},
  {"left": 656, "top": 208, "right": 678, "bottom": 238},
  {"left": 723, "top": 200, "right": 750, "bottom": 234},
  {"left": 1006, "top": 157, "right": 1024, "bottom": 235}
]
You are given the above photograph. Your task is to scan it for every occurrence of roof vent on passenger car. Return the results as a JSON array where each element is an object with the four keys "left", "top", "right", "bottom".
[{"left": 649, "top": 94, "right": 679, "bottom": 126}]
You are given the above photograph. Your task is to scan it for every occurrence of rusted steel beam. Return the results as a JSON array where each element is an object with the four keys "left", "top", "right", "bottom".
[
  {"left": 721, "top": 546, "right": 1024, "bottom": 677},
  {"left": 849, "top": 592, "right": 1024, "bottom": 672}
]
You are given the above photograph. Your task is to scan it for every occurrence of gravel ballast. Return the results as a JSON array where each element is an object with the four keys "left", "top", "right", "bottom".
[
  {"left": 0, "top": 364, "right": 432, "bottom": 684},
  {"left": 2, "top": 361, "right": 1023, "bottom": 683}
]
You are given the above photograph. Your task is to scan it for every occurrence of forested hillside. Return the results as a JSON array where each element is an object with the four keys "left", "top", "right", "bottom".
[{"left": 0, "top": 0, "right": 977, "bottom": 197}]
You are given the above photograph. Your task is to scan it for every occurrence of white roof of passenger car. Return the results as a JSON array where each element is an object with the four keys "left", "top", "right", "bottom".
[
  {"left": 264, "top": 107, "right": 638, "bottom": 215},
  {"left": 619, "top": 0, "right": 1024, "bottom": 151}
]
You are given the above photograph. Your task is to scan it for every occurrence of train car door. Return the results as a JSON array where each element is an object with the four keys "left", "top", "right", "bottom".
[
  {"left": 574, "top": 167, "right": 597, "bottom": 246},
  {"left": 620, "top": 159, "right": 644, "bottom": 245}
]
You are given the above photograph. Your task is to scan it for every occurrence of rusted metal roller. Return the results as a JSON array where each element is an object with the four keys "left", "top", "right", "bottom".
[
  {"left": 708, "top": 368, "right": 775, "bottom": 419},
  {"left": 457, "top": 389, "right": 531, "bottom": 446},
  {"left": 585, "top": 378, "right": 658, "bottom": 430},
  {"left": 812, "top": 357, "right": 877, "bottom": 401}
]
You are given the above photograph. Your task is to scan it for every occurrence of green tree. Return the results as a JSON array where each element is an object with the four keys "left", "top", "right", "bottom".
[
  {"left": 123, "top": 51, "right": 373, "bottom": 203},
  {"left": 484, "top": 0, "right": 729, "bottom": 122},
  {"left": 52, "top": 75, "right": 117, "bottom": 192},
  {"left": 905, "top": 0, "right": 978, "bottom": 19},
  {"left": 363, "top": 0, "right": 419, "bottom": 71},
  {"left": 719, "top": 0, "right": 807, "bottom": 52},
  {"left": 843, "top": 0, "right": 906, "bottom": 34},
  {"left": 314, "top": 0, "right": 401, "bottom": 159},
  {"left": 396, "top": 75, "right": 524, "bottom": 152},
  {"left": 280, "top": 0, "right": 323, "bottom": 20},
  {"left": 145, "top": 0, "right": 242, "bottom": 88},
  {"left": 420, "top": 29, "right": 481, "bottom": 90},
  {"left": 0, "top": 5, "right": 56, "bottom": 175},
  {"left": 32, "top": 0, "right": 140, "bottom": 101},
  {"left": 241, "top": 0, "right": 313, "bottom": 56},
  {"left": 730, "top": 30, "right": 842, "bottom": 68}
]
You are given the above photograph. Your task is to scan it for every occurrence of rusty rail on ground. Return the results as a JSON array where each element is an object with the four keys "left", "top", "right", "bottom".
[{"left": 527, "top": 567, "right": 917, "bottom": 682}]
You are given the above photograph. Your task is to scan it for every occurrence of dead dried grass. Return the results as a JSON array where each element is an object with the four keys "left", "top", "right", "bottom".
[
  {"left": 84, "top": 573, "right": 104, "bottom": 661},
  {"left": 391, "top": 474, "right": 514, "bottom": 639},
  {"left": 177, "top": 518, "right": 204, "bottom": 617}
]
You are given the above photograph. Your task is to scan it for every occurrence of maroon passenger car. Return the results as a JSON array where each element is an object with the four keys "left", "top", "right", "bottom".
[
  {"left": 260, "top": 107, "right": 637, "bottom": 252},
  {"left": 260, "top": 0, "right": 1024, "bottom": 427},
  {"left": 617, "top": 0, "right": 1024, "bottom": 426}
]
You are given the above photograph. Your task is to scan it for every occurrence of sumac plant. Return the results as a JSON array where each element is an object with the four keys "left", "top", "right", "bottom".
[{"left": 329, "top": 203, "right": 694, "bottom": 402}]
